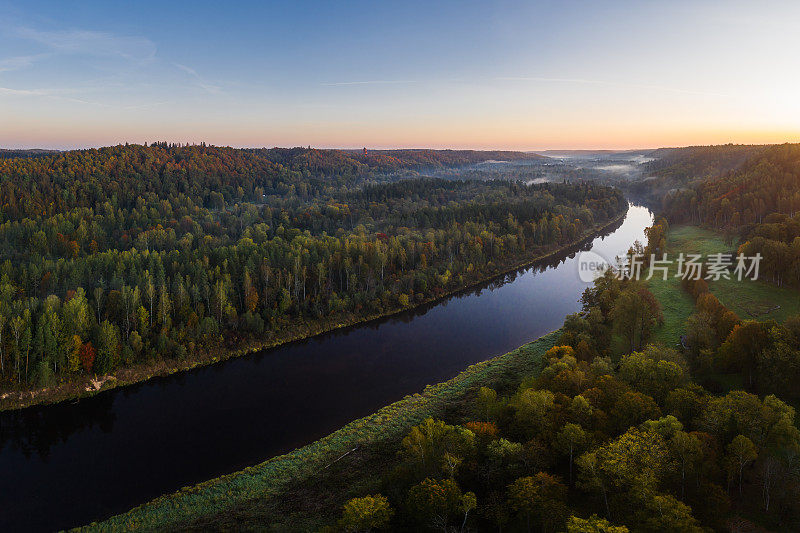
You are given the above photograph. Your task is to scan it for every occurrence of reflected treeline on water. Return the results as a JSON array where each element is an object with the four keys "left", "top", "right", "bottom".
[
  {"left": 454, "top": 210, "right": 627, "bottom": 296},
  {"left": 310, "top": 211, "right": 627, "bottom": 334},
  {"left": 0, "top": 393, "right": 116, "bottom": 459}
]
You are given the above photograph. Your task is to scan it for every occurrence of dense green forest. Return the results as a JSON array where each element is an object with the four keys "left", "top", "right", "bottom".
[
  {"left": 0, "top": 144, "right": 625, "bottom": 394},
  {"left": 619, "top": 144, "right": 764, "bottom": 207},
  {"left": 655, "top": 143, "right": 800, "bottom": 293},
  {"left": 660, "top": 144, "right": 800, "bottom": 228},
  {"left": 326, "top": 224, "right": 800, "bottom": 532},
  {"left": 644, "top": 144, "right": 766, "bottom": 189},
  {"left": 736, "top": 213, "right": 800, "bottom": 288}
]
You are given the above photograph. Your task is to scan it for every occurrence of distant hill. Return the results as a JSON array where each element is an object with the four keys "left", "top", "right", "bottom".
[
  {"left": 0, "top": 144, "right": 540, "bottom": 172},
  {"left": 656, "top": 143, "right": 800, "bottom": 227},
  {"left": 254, "top": 146, "right": 543, "bottom": 175},
  {"left": 0, "top": 143, "right": 549, "bottom": 223},
  {"left": 0, "top": 148, "right": 60, "bottom": 159},
  {"left": 535, "top": 149, "right": 655, "bottom": 157},
  {"left": 644, "top": 144, "right": 767, "bottom": 184}
]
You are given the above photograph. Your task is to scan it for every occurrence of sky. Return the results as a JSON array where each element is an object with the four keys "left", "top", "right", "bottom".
[{"left": 1, "top": 0, "right": 799, "bottom": 150}]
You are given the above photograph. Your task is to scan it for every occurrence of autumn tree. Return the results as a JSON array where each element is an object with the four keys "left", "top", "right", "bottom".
[
  {"left": 566, "top": 514, "right": 629, "bottom": 532},
  {"left": 577, "top": 429, "right": 668, "bottom": 517},
  {"left": 726, "top": 435, "right": 757, "bottom": 497},
  {"left": 338, "top": 494, "right": 393, "bottom": 532},
  {"left": 715, "top": 321, "right": 771, "bottom": 389},
  {"left": 610, "top": 286, "right": 663, "bottom": 353},
  {"left": 400, "top": 418, "right": 475, "bottom": 478},
  {"left": 79, "top": 342, "right": 96, "bottom": 374},
  {"left": 507, "top": 473, "right": 568, "bottom": 533},
  {"left": 617, "top": 347, "right": 687, "bottom": 403},
  {"left": 554, "top": 423, "right": 588, "bottom": 485},
  {"left": 476, "top": 386, "right": 500, "bottom": 422},
  {"left": 405, "top": 477, "right": 463, "bottom": 531}
]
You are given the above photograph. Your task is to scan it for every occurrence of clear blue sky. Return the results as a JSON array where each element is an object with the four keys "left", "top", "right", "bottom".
[{"left": 1, "top": 0, "right": 799, "bottom": 149}]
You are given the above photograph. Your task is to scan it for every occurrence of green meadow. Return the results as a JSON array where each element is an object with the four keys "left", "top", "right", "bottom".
[{"left": 649, "top": 225, "right": 800, "bottom": 344}]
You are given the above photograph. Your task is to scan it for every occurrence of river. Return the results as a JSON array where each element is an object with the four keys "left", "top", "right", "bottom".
[{"left": 0, "top": 204, "right": 653, "bottom": 531}]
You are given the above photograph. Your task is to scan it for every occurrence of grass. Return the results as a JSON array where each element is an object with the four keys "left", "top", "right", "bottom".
[
  {"left": 81, "top": 331, "right": 559, "bottom": 531},
  {"left": 648, "top": 225, "right": 800, "bottom": 344},
  {"left": 646, "top": 225, "right": 725, "bottom": 345},
  {"left": 667, "top": 225, "right": 733, "bottom": 257},
  {"left": 712, "top": 275, "right": 800, "bottom": 323},
  {"left": 648, "top": 274, "right": 695, "bottom": 346}
]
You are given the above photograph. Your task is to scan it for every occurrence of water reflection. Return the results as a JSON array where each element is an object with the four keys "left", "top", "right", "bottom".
[
  {"left": 0, "top": 204, "right": 650, "bottom": 532},
  {"left": 0, "top": 395, "right": 116, "bottom": 460}
]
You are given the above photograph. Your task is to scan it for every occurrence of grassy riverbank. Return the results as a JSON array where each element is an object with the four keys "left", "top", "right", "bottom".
[
  {"left": 81, "top": 331, "right": 559, "bottom": 531},
  {"left": 1, "top": 210, "right": 626, "bottom": 412},
  {"left": 649, "top": 224, "right": 800, "bottom": 345}
]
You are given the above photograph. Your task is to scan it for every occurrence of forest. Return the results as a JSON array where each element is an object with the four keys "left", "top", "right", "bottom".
[
  {"left": 656, "top": 143, "right": 800, "bottom": 314},
  {"left": 660, "top": 144, "right": 800, "bottom": 228},
  {"left": 0, "top": 144, "right": 625, "bottom": 395},
  {"left": 326, "top": 220, "right": 800, "bottom": 532}
]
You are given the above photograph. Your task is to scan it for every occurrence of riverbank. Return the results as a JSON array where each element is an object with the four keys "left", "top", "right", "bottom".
[
  {"left": 80, "top": 330, "right": 559, "bottom": 531},
  {"left": 0, "top": 209, "right": 627, "bottom": 413}
]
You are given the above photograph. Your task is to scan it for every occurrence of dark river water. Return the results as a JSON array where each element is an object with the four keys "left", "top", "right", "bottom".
[{"left": 0, "top": 204, "right": 652, "bottom": 532}]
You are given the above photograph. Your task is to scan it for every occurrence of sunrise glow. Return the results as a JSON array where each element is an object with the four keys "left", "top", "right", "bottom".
[{"left": 3, "top": 0, "right": 800, "bottom": 150}]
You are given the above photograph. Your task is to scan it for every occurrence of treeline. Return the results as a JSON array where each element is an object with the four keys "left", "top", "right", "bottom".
[
  {"left": 620, "top": 145, "right": 762, "bottom": 206},
  {"left": 332, "top": 270, "right": 800, "bottom": 531},
  {"left": 0, "top": 144, "right": 535, "bottom": 224},
  {"left": 427, "top": 160, "right": 601, "bottom": 185},
  {"left": 635, "top": 209, "right": 800, "bottom": 403},
  {"left": 255, "top": 147, "right": 539, "bottom": 177},
  {"left": 661, "top": 144, "right": 800, "bottom": 228},
  {"left": 688, "top": 287, "right": 800, "bottom": 399},
  {"left": 0, "top": 143, "right": 625, "bottom": 389},
  {"left": 645, "top": 144, "right": 765, "bottom": 188},
  {"left": 737, "top": 212, "right": 800, "bottom": 287},
  {"left": 0, "top": 149, "right": 59, "bottom": 160}
]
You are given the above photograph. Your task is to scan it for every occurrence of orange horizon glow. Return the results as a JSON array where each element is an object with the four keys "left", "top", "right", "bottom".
[
  {"left": 3, "top": 126, "right": 799, "bottom": 152},
  {"left": 3, "top": 2, "right": 800, "bottom": 152}
]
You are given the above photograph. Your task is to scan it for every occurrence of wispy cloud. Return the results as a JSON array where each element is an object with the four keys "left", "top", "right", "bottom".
[
  {"left": 0, "top": 86, "right": 103, "bottom": 105},
  {"left": 495, "top": 76, "right": 728, "bottom": 98},
  {"left": 56, "top": 96, "right": 170, "bottom": 109},
  {"left": 123, "top": 100, "right": 170, "bottom": 110},
  {"left": 0, "top": 54, "right": 48, "bottom": 73},
  {"left": 0, "top": 84, "right": 169, "bottom": 110},
  {"left": 175, "top": 63, "right": 222, "bottom": 94},
  {"left": 16, "top": 27, "right": 156, "bottom": 63},
  {"left": 322, "top": 80, "right": 417, "bottom": 86},
  {"left": 0, "top": 25, "right": 170, "bottom": 109},
  {"left": 0, "top": 86, "right": 53, "bottom": 96}
]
